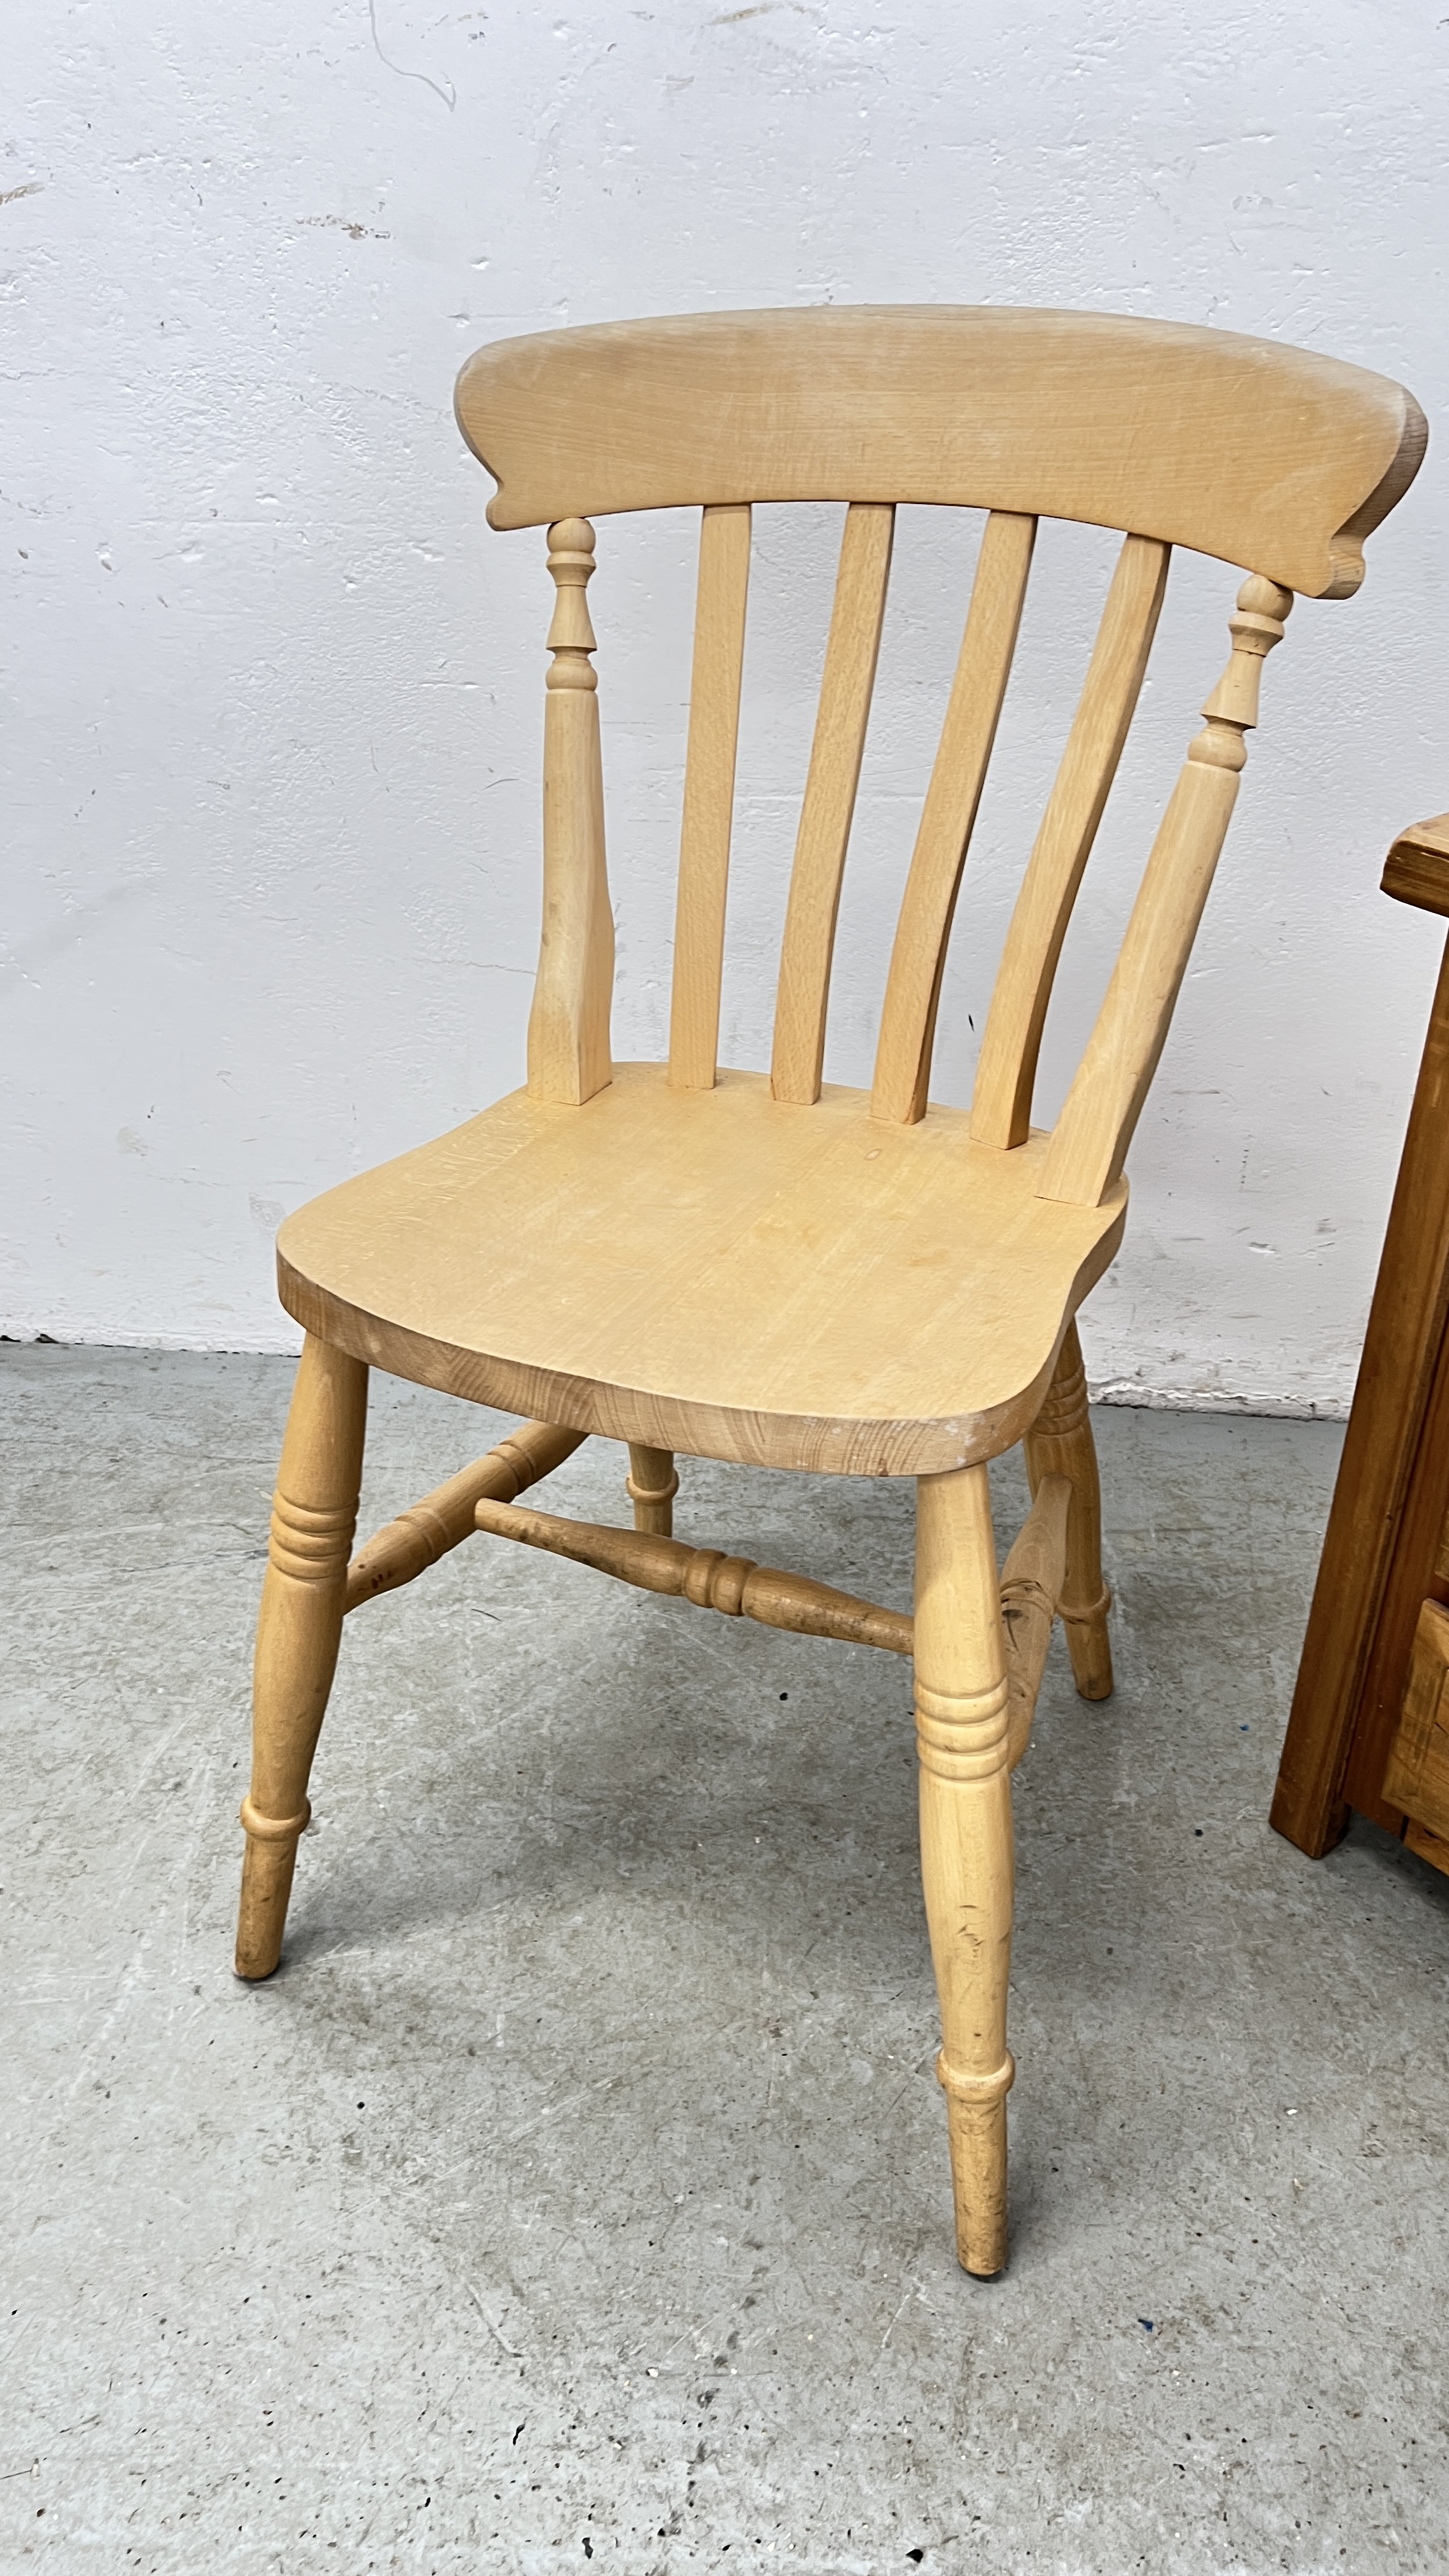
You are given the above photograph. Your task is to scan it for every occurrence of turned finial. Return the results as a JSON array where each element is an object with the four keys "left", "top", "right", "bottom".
[
  {"left": 546, "top": 517, "right": 598, "bottom": 691},
  {"left": 1189, "top": 572, "right": 1294, "bottom": 772}
]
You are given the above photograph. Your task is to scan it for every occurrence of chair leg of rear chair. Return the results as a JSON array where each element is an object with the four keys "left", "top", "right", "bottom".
[
  {"left": 914, "top": 1462, "right": 1015, "bottom": 2278},
  {"left": 626, "top": 1443, "right": 678, "bottom": 1537},
  {"left": 234, "top": 1333, "right": 369, "bottom": 1981},
  {"left": 1024, "top": 1318, "right": 1114, "bottom": 1701}
]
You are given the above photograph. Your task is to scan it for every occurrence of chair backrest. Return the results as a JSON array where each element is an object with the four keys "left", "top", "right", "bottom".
[{"left": 455, "top": 308, "right": 1425, "bottom": 1207}]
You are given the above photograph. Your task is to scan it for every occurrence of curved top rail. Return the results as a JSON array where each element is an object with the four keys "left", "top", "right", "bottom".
[{"left": 455, "top": 305, "right": 1424, "bottom": 597}]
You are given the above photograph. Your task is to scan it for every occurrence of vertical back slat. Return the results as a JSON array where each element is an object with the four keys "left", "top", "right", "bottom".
[
  {"left": 1038, "top": 572, "right": 1292, "bottom": 1206},
  {"left": 870, "top": 511, "right": 1038, "bottom": 1125},
  {"left": 1034, "top": 752, "right": 1238, "bottom": 1206},
  {"left": 668, "top": 503, "right": 753, "bottom": 1089},
  {"left": 969, "top": 533, "right": 1171, "bottom": 1150},
  {"left": 770, "top": 502, "right": 896, "bottom": 1105}
]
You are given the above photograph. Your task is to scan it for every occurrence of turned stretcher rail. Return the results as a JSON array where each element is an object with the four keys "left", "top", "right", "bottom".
[
  {"left": 346, "top": 1416, "right": 1071, "bottom": 1772},
  {"left": 999, "top": 1473, "right": 1071, "bottom": 1768},
  {"left": 344, "top": 1418, "right": 587, "bottom": 1611},
  {"left": 473, "top": 1496, "right": 916, "bottom": 1652},
  {"left": 475, "top": 1471, "right": 1075, "bottom": 1770}
]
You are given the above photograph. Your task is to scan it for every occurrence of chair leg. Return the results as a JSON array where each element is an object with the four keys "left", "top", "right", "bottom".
[
  {"left": 625, "top": 1443, "right": 678, "bottom": 1537},
  {"left": 914, "top": 1462, "right": 1015, "bottom": 2278},
  {"left": 234, "top": 1333, "right": 368, "bottom": 1981},
  {"left": 1024, "top": 1319, "right": 1114, "bottom": 1701}
]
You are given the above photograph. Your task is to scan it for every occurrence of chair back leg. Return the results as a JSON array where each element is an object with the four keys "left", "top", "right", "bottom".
[
  {"left": 1025, "top": 1319, "right": 1114, "bottom": 1701},
  {"left": 914, "top": 1461, "right": 1015, "bottom": 2276},
  {"left": 235, "top": 1333, "right": 368, "bottom": 1979},
  {"left": 625, "top": 1444, "right": 678, "bottom": 1537}
]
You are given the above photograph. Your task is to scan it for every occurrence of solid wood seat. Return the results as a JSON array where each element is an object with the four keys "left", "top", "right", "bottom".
[
  {"left": 279, "top": 1064, "right": 1126, "bottom": 1477},
  {"left": 231, "top": 304, "right": 1425, "bottom": 2280}
]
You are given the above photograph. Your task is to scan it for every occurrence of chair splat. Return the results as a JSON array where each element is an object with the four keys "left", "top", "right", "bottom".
[
  {"left": 670, "top": 503, "right": 753, "bottom": 1092},
  {"left": 871, "top": 509, "right": 1038, "bottom": 1126},
  {"left": 770, "top": 502, "right": 896, "bottom": 1106},
  {"left": 971, "top": 532, "right": 1171, "bottom": 1150},
  {"left": 1039, "top": 572, "right": 1293, "bottom": 1207}
]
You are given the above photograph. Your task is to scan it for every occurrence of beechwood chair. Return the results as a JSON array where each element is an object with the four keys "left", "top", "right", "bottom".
[{"left": 234, "top": 309, "right": 1425, "bottom": 2276}]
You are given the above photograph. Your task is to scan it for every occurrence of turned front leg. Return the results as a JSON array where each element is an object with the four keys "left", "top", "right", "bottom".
[
  {"left": 625, "top": 1444, "right": 678, "bottom": 1537},
  {"left": 234, "top": 1334, "right": 367, "bottom": 1980},
  {"left": 1024, "top": 1319, "right": 1113, "bottom": 1700},
  {"left": 914, "top": 1462, "right": 1015, "bottom": 2277}
]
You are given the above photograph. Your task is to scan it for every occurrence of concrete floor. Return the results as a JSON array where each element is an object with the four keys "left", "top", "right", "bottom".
[{"left": 4, "top": 1347, "right": 1448, "bottom": 2574}]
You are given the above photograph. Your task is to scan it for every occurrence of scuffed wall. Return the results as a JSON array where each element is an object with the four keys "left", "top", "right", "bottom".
[{"left": 4, "top": 1, "right": 1446, "bottom": 1407}]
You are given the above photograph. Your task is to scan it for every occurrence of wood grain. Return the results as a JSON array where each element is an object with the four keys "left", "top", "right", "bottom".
[
  {"left": 1404, "top": 1817, "right": 1449, "bottom": 1876},
  {"left": 528, "top": 519, "right": 614, "bottom": 1105},
  {"left": 970, "top": 533, "right": 1169, "bottom": 1151},
  {"left": 456, "top": 306, "right": 1425, "bottom": 597},
  {"left": 1000, "top": 1472, "right": 1071, "bottom": 1770},
  {"left": 238, "top": 304, "right": 1428, "bottom": 2267},
  {"left": 344, "top": 1419, "right": 586, "bottom": 1611},
  {"left": 914, "top": 1462, "right": 1015, "bottom": 2274},
  {"left": 1024, "top": 1317, "right": 1113, "bottom": 1699},
  {"left": 1381, "top": 811, "right": 1449, "bottom": 919},
  {"left": 1040, "top": 578, "right": 1291, "bottom": 1208},
  {"left": 1343, "top": 1276, "right": 1449, "bottom": 1833},
  {"left": 1425, "top": 1503, "right": 1449, "bottom": 1623},
  {"left": 771, "top": 503, "right": 895, "bottom": 1105},
  {"left": 236, "top": 1335, "right": 368, "bottom": 1980},
  {"left": 670, "top": 503, "right": 752, "bottom": 1091},
  {"left": 276, "top": 1063, "right": 1127, "bottom": 1479},
  {"left": 625, "top": 1443, "right": 678, "bottom": 1536},
  {"left": 1381, "top": 1597, "right": 1449, "bottom": 1838},
  {"left": 871, "top": 510, "right": 1036, "bottom": 1126},
  {"left": 1273, "top": 905, "right": 1449, "bottom": 1855},
  {"left": 474, "top": 1495, "right": 914, "bottom": 1652},
  {"left": 473, "top": 1475, "right": 1073, "bottom": 1764}
]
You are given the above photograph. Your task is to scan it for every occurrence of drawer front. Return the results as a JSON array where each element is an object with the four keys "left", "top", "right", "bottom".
[{"left": 1383, "top": 1595, "right": 1449, "bottom": 1839}]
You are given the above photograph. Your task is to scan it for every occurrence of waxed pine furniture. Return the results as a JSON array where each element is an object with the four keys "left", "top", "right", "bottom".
[
  {"left": 1273, "top": 813, "right": 1449, "bottom": 1881},
  {"left": 234, "top": 309, "right": 1425, "bottom": 2276}
]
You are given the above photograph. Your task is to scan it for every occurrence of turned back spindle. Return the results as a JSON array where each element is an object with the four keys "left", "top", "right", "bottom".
[{"left": 526, "top": 516, "right": 614, "bottom": 1107}]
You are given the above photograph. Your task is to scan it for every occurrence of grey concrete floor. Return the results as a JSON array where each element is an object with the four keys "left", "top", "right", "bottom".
[{"left": 3, "top": 1346, "right": 1448, "bottom": 2575}]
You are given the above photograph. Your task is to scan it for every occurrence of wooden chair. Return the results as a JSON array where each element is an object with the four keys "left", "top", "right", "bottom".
[{"left": 234, "top": 309, "right": 1424, "bottom": 2275}]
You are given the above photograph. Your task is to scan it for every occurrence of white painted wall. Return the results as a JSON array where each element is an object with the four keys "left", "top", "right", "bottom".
[{"left": 5, "top": 1, "right": 1447, "bottom": 1407}]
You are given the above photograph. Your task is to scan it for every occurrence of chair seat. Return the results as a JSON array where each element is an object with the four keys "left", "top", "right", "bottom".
[{"left": 277, "top": 1064, "right": 1128, "bottom": 1476}]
